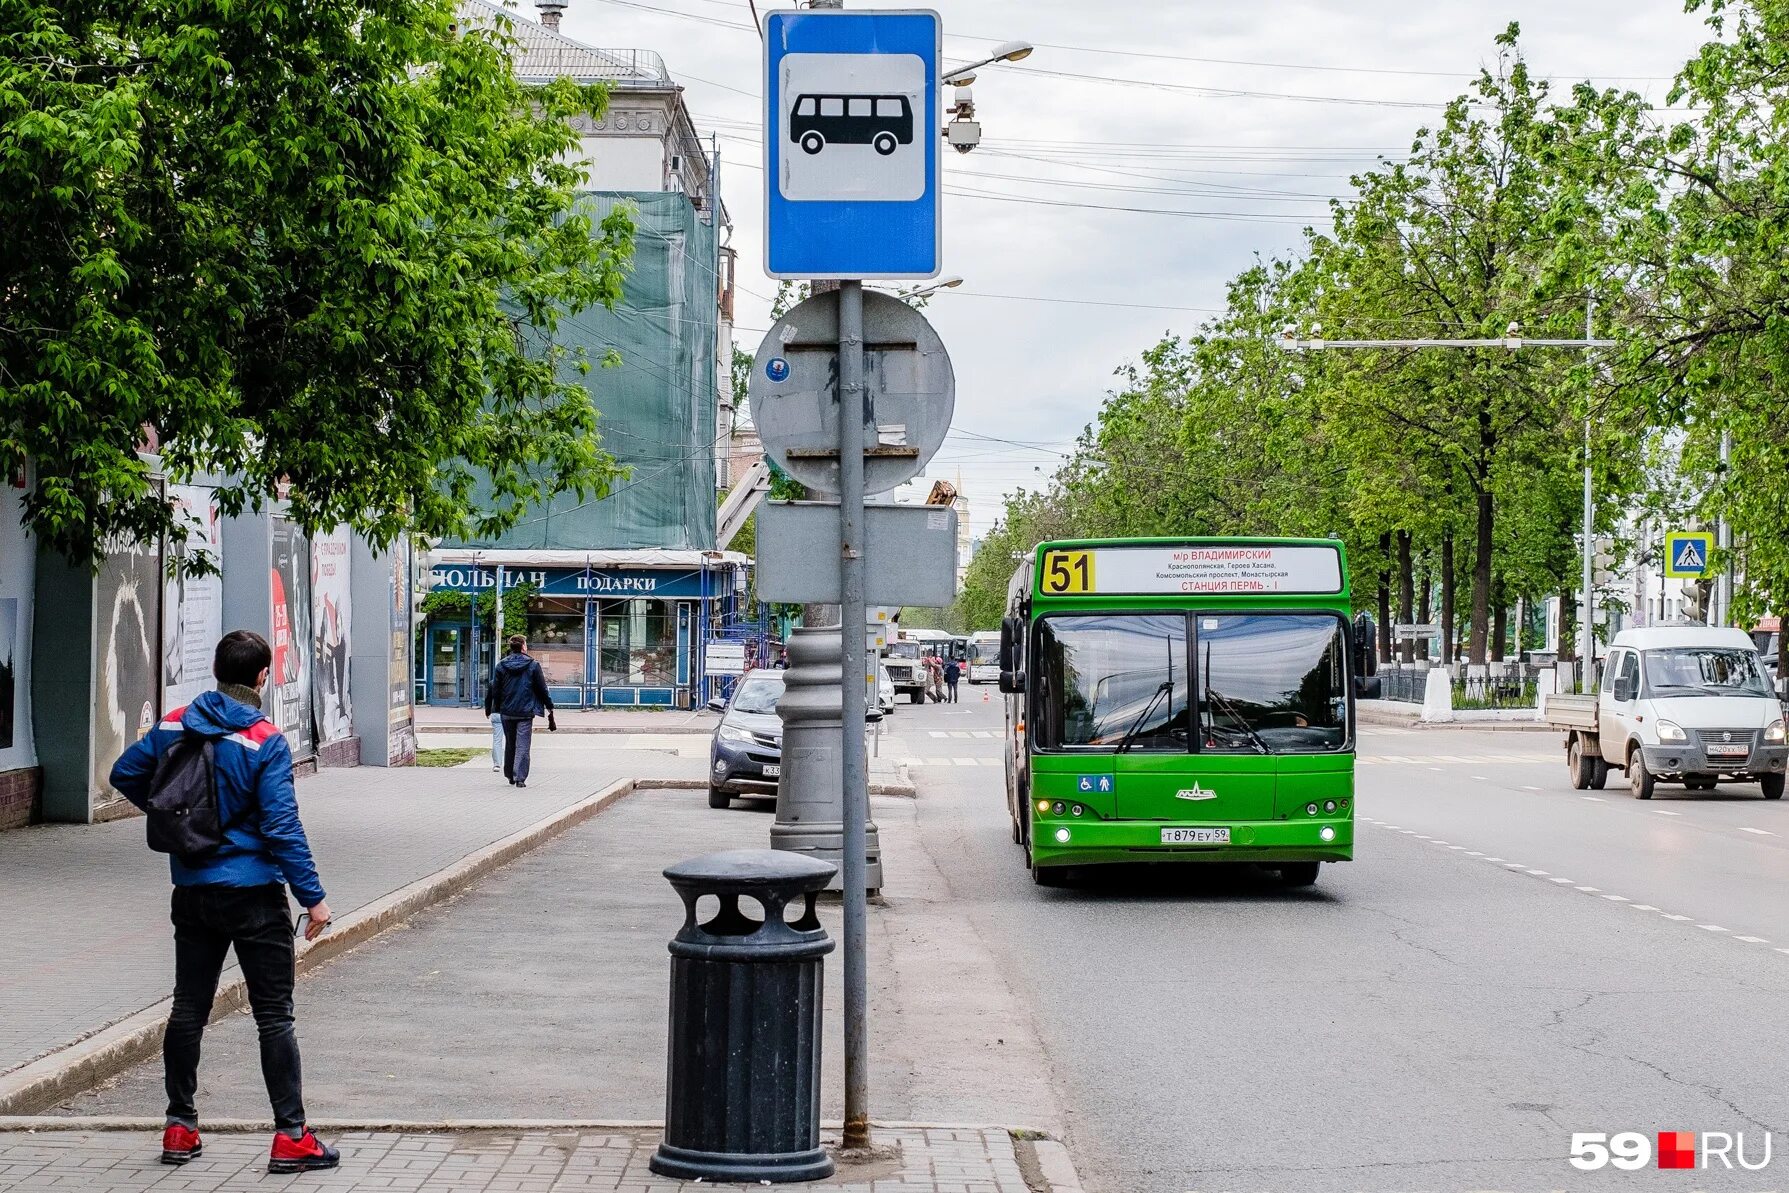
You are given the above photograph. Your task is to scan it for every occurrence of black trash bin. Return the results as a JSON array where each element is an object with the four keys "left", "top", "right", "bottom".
[{"left": 650, "top": 849, "right": 838, "bottom": 1184}]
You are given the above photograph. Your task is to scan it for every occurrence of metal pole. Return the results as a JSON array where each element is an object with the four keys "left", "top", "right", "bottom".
[
  {"left": 1579, "top": 296, "right": 1596, "bottom": 689},
  {"left": 836, "top": 278, "right": 870, "bottom": 1151},
  {"left": 1717, "top": 429, "right": 1732, "bottom": 627}
]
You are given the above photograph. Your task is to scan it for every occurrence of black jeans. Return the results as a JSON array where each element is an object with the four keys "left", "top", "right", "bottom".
[
  {"left": 166, "top": 884, "right": 305, "bottom": 1131},
  {"left": 502, "top": 717, "right": 534, "bottom": 783},
  {"left": 946, "top": 679, "right": 959, "bottom": 703}
]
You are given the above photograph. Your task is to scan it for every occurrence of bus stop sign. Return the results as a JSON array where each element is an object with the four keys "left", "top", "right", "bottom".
[{"left": 764, "top": 9, "right": 942, "bottom": 279}]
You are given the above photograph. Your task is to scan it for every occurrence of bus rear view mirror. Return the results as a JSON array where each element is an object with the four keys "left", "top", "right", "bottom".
[{"left": 999, "top": 668, "right": 1025, "bottom": 695}]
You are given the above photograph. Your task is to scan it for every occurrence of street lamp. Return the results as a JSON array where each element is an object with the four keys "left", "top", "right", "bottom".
[
  {"left": 942, "top": 40, "right": 1033, "bottom": 85},
  {"left": 873, "top": 276, "right": 963, "bottom": 302}
]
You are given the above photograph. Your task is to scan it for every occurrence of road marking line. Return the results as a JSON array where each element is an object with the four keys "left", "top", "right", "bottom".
[
  {"left": 952, "top": 758, "right": 978, "bottom": 767},
  {"left": 927, "top": 731, "right": 949, "bottom": 738},
  {"left": 949, "top": 731, "right": 974, "bottom": 739},
  {"left": 1660, "top": 913, "right": 1692, "bottom": 921},
  {"left": 1521, "top": 785, "right": 1543, "bottom": 791},
  {"left": 1428, "top": 766, "right": 1444, "bottom": 771},
  {"left": 1735, "top": 936, "right": 1769, "bottom": 943},
  {"left": 1448, "top": 845, "right": 1466, "bottom": 850},
  {"left": 1631, "top": 904, "right": 1659, "bottom": 911},
  {"left": 980, "top": 757, "right": 1002, "bottom": 767},
  {"left": 1575, "top": 886, "right": 1601, "bottom": 892},
  {"left": 1699, "top": 924, "right": 1730, "bottom": 932},
  {"left": 1383, "top": 824, "right": 1402, "bottom": 830},
  {"left": 901, "top": 757, "right": 925, "bottom": 767},
  {"left": 1777, "top": 948, "right": 1789, "bottom": 955},
  {"left": 1603, "top": 895, "right": 1630, "bottom": 902},
  {"left": 1465, "top": 851, "right": 1484, "bottom": 857},
  {"left": 1739, "top": 827, "right": 1774, "bottom": 835},
  {"left": 928, "top": 757, "right": 953, "bottom": 766},
  {"left": 1526, "top": 869, "right": 1548, "bottom": 875},
  {"left": 1485, "top": 857, "right": 1505, "bottom": 862},
  {"left": 1581, "top": 796, "right": 1606, "bottom": 802},
  {"left": 972, "top": 730, "right": 997, "bottom": 739},
  {"left": 1431, "top": 839, "right": 1449, "bottom": 845},
  {"left": 1551, "top": 878, "right": 1575, "bottom": 884},
  {"left": 1655, "top": 810, "right": 1682, "bottom": 816}
]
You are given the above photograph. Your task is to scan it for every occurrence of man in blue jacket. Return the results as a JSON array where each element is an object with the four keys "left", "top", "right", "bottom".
[
  {"left": 484, "top": 633, "right": 555, "bottom": 788},
  {"left": 110, "top": 630, "right": 339, "bottom": 1175}
]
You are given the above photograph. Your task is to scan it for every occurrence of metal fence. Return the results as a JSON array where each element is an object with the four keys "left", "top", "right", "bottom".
[{"left": 1374, "top": 665, "right": 1542, "bottom": 709}]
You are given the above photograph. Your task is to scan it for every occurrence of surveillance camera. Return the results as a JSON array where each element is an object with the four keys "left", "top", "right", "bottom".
[{"left": 947, "top": 119, "right": 981, "bottom": 153}]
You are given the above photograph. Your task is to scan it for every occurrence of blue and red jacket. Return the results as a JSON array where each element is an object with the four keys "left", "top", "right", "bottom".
[{"left": 110, "top": 689, "right": 326, "bottom": 908}]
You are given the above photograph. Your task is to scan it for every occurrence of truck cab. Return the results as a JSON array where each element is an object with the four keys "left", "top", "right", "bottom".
[{"left": 1562, "top": 626, "right": 1787, "bottom": 799}]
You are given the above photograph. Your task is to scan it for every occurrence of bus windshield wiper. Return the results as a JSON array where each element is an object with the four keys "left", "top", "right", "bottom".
[
  {"left": 1205, "top": 685, "right": 1270, "bottom": 754},
  {"left": 1116, "top": 681, "right": 1172, "bottom": 753}
]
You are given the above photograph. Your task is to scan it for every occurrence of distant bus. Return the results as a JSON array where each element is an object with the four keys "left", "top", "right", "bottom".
[
  {"left": 789, "top": 93, "right": 914, "bottom": 157},
  {"left": 999, "top": 537, "right": 1357, "bottom": 888},
  {"left": 967, "top": 631, "right": 1001, "bottom": 684},
  {"left": 899, "top": 627, "right": 967, "bottom": 663}
]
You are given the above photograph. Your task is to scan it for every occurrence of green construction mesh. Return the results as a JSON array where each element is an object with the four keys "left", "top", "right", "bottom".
[{"left": 446, "top": 191, "right": 720, "bottom": 552}]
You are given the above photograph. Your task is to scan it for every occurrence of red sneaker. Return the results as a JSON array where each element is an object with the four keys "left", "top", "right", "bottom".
[
  {"left": 160, "top": 1124, "right": 202, "bottom": 1165},
  {"left": 268, "top": 1129, "right": 340, "bottom": 1175}
]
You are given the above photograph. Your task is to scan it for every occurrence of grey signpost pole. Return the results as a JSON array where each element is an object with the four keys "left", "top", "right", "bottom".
[{"left": 835, "top": 279, "right": 870, "bottom": 1150}]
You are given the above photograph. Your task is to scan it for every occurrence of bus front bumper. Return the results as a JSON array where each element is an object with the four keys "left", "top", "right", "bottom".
[{"left": 1029, "top": 819, "right": 1353, "bottom": 868}]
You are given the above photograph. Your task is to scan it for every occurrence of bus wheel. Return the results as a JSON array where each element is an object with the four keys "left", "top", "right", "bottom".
[
  {"left": 873, "top": 132, "right": 898, "bottom": 155},
  {"left": 800, "top": 131, "right": 825, "bottom": 155},
  {"left": 1277, "top": 862, "right": 1320, "bottom": 887}
]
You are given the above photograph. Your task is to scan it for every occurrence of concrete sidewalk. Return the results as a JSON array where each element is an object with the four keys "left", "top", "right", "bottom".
[
  {"left": 0, "top": 749, "right": 706, "bottom": 1092},
  {"left": 0, "top": 1125, "right": 1073, "bottom": 1192}
]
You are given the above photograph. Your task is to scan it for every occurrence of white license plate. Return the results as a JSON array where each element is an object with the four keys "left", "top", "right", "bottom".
[
  {"left": 762, "top": 765, "right": 781, "bottom": 777},
  {"left": 1161, "top": 827, "right": 1230, "bottom": 845},
  {"left": 1706, "top": 744, "right": 1748, "bottom": 757}
]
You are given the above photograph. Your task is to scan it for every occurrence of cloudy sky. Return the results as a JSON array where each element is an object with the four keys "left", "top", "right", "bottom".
[{"left": 552, "top": 0, "right": 1711, "bottom": 539}]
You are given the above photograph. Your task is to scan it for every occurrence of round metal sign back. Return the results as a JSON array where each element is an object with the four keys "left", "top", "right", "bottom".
[{"left": 749, "top": 289, "right": 955, "bottom": 497}]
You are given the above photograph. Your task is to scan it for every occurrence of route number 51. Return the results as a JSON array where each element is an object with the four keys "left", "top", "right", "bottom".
[
  {"left": 1569, "top": 1132, "right": 1650, "bottom": 1171},
  {"left": 1042, "top": 551, "right": 1094, "bottom": 595}
]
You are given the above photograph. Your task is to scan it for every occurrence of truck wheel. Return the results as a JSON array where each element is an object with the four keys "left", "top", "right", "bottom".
[
  {"left": 1629, "top": 748, "right": 1655, "bottom": 800},
  {"left": 1568, "top": 737, "right": 1595, "bottom": 790},
  {"left": 1589, "top": 759, "right": 1608, "bottom": 790},
  {"left": 1762, "top": 774, "right": 1784, "bottom": 800}
]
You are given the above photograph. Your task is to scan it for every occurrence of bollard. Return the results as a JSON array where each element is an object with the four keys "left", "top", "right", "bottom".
[{"left": 651, "top": 849, "right": 838, "bottom": 1184}]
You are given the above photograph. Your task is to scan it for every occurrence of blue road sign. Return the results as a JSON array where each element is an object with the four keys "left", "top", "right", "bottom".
[
  {"left": 764, "top": 9, "right": 941, "bottom": 280},
  {"left": 1665, "top": 531, "right": 1714, "bottom": 579}
]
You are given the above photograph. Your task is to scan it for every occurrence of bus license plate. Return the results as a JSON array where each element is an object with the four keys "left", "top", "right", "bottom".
[
  {"left": 1161, "top": 827, "right": 1229, "bottom": 845},
  {"left": 762, "top": 765, "right": 781, "bottom": 777}
]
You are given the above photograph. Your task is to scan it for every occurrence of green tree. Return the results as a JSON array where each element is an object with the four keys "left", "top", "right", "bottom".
[{"left": 1, "top": 0, "right": 633, "bottom": 566}]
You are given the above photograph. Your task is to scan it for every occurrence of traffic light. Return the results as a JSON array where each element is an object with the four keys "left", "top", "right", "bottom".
[
  {"left": 410, "top": 543, "right": 437, "bottom": 622},
  {"left": 1592, "top": 537, "right": 1617, "bottom": 589}
]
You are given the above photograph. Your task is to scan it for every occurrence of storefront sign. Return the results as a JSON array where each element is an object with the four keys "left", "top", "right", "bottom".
[{"left": 429, "top": 565, "right": 711, "bottom": 600}]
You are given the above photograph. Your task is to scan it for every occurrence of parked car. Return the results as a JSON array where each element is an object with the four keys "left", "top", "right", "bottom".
[
  {"left": 707, "top": 672, "right": 785, "bottom": 809},
  {"left": 877, "top": 662, "right": 896, "bottom": 715}
]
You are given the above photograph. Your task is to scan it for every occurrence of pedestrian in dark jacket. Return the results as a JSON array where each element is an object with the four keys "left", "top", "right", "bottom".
[
  {"left": 109, "top": 630, "right": 339, "bottom": 1175},
  {"left": 944, "top": 658, "right": 962, "bottom": 703},
  {"left": 484, "top": 634, "right": 556, "bottom": 787}
]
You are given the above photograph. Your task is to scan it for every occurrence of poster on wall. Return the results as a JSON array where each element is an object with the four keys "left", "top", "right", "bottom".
[
  {"left": 270, "top": 517, "right": 316, "bottom": 760},
  {"left": 310, "top": 530, "right": 353, "bottom": 744},
  {"left": 92, "top": 536, "right": 163, "bottom": 803},
  {"left": 388, "top": 547, "right": 416, "bottom": 765},
  {"left": 162, "top": 485, "right": 223, "bottom": 711},
  {"left": 0, "top": 598, "right": 16, "bottom": 750}
]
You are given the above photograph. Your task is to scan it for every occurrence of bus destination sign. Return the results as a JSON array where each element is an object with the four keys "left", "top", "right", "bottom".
[{"left": 1039, "top": 544, "right": 1342, "bottom": 596}]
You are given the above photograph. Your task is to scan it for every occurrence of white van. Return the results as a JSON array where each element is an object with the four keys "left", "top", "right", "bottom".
[{"left": 1569, "top": 626, "right": 1786, "bottom": 799}]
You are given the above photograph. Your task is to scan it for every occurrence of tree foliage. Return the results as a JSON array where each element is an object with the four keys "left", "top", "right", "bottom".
[{"left": 1, "top": 0, "right": 634, "bottom": 566}]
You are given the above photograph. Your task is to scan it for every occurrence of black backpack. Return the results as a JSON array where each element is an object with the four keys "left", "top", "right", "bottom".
[{"left": 145, "top": 732, "right": 244, "bottom": 862}]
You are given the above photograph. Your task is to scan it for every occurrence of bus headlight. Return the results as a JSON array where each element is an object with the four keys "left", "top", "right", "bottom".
[
  {"left": 1052, "top": 801, "right": 1066, "bottom": 816},
  {"left": 1071, "top": 804, "right": 1084, "bottom": 816},
  {"left": 1036, "top": 799, "right": 1050, "bottom": 814},
  {"left": 1054, "top": 828, "right": 1071, "bottom": 844},
  {"left": 1305, "top": 803, "right": 1318, "bottom": 816},
  {"left": 1324, "top": 799, "right": 1337, "bottom": 814},
  {"left": 1319, "top": 826, "right": 1336, "bottom": 843}
]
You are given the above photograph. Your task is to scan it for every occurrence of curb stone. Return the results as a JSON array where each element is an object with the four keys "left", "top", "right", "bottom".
[
  {"left": 0, "top": 778, "right": 637, "bottom": 1117},
  {"left": 1029, "top": 1137, "right": 1088, "bottom": 1193}
]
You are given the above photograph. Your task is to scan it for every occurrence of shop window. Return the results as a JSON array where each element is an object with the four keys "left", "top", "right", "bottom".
[
  {"left": 527, "top": 597, "right": 586, "bottom": 686},
  {"left": 599, "top": 598, "right": 678, "bottom": 688}
]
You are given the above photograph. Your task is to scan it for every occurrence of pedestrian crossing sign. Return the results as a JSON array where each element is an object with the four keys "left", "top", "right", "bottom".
[{"left": 1665, "top": 531, "right": 1714, "bottom": 578}]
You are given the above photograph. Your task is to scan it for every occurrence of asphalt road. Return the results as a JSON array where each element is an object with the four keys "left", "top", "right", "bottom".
[{"left": 906, "top": 692, "right": 1789, "bottom": 1192}]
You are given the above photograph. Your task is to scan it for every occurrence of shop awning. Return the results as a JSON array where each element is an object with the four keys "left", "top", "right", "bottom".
[{"left": 429, "top": 547, "right": 750, "bottom": 569}]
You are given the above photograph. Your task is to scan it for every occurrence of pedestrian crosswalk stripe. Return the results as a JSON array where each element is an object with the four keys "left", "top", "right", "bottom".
[
  {"left": 972, "top": 730, "right": 997, "bottom": 738},
  {"left": 950, "top": 731, "right": 973, "bottom": 739},
  {"left": 928, "top": 730, "right": 949, "bottom": 738}
]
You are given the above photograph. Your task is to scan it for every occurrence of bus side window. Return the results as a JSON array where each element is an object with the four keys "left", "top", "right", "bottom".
[
  {"left": 820, "top": 97, "right": 844, "bottom": 117},
  {"left": 848, "top": 97, "right": 872, "bottom": 117},
  {"left": 794, "top": 97, "right": 816, "bottom": 116},
  {"left": 875, "top": 98, "right": 904, "bottom": 118}
]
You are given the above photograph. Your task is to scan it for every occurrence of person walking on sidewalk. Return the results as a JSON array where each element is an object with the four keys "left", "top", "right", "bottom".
[
  {"left": 484, "top": 634, "right": 556, "bottom": 788},
  {"left": 944, "top": 658, "right": 962, "bottom": 703},
  {"left": 109, "top": 630, "right": 339, "bottom": 1175}
]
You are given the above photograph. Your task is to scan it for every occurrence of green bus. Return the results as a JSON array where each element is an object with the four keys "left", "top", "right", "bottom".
[{"left": 998, "top": 537, "right": 1358, "bottom": 887}]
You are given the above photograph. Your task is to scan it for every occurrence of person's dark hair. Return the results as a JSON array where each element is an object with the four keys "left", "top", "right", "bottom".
[
  {"left": 214, "top": 630, "right": 273, "bottom": 686},
  {"left": 507, "top": 634, "right": 526, "bottom": 653}
]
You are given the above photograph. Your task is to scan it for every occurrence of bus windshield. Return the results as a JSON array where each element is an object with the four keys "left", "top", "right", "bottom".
[
  {"left": 969, "top": 639, "right": 1000, "bottom": 665},
  {"left": 1035, "top": 612, "right": 1347, "bottom": 753}
]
